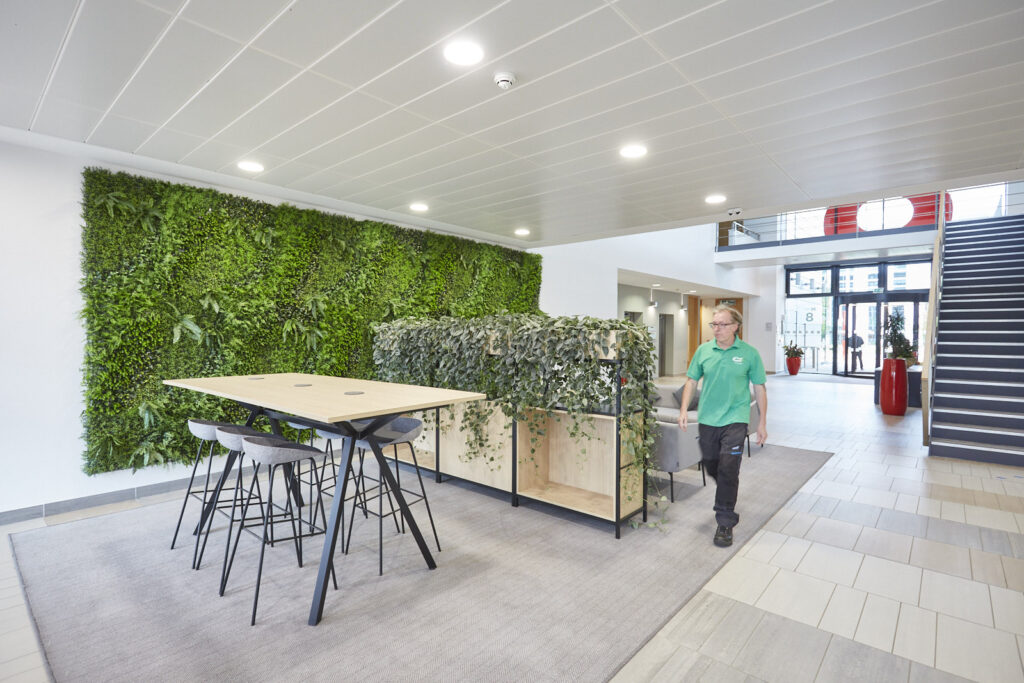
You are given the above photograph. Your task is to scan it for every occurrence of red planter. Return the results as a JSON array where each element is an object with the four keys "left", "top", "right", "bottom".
[
  {"left": 880, "top": 358, "right": 908, "bottom": 416},
  {"left": 786, "top": 357, "right": 801, "bottom": 375}
]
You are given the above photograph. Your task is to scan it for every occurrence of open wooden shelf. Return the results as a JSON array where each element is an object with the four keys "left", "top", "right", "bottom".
[{"left": 517, "top": 482, "right": 614, "bottom": 520}]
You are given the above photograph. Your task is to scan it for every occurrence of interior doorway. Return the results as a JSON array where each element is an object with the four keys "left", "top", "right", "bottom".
[
  {"left": 658, "top": 314, "right": 673, "bottom": 376},
  {"left": 837, "top": 300, "right": 877, "bottom": 377}
]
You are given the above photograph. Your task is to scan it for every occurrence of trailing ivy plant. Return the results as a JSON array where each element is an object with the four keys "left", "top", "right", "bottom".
[
  {"left": 373, "top": 314, "right": 658, "bottom": 501},
  {"left": 80, "top": 168, "right": 541, "bottom": 473}
]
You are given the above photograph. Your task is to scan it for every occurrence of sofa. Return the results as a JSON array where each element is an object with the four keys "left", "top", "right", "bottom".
[{"left": 651, "top": 383, "right": 761, "bottom": 502}]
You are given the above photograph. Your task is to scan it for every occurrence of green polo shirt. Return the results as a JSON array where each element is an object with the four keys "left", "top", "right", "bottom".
[{"left": 687, "top": 337, "right": 766, "bottom": 427}]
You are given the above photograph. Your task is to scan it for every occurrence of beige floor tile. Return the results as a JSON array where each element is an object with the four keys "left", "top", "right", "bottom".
[
  {"left": 895, "top": 493, "right": 919, "bottom": 514},
  {"left": 854, "top": 593, "right": 900, "bottom": 652},
  {"left": 971, "top": 491, "right": 1001, "bottom": 510},
  {"left": 818, "top": 585, "right": 867, "bottom": 639},
  {"left": 1002, "top": 555, "right": 1024, "bottom": 592},
  {"left": 729, "top": 612, "right": 831, "bottom": 683},
  {"left": 893, "top": 603, "right": 937, "bottom": 667},
  {"left": 704, "top": 556, "right": 779, "bottom": 605},
  {"left": 890, "top": 479, "right": 931, "bottom": 496},
  {"left": 755, "top": 568, "right": 836, "bottom": 627},
  {"left": 939, "top": 501, "right": 966, "bottom": 524},
  {"left": 0, "top": 626, "right": 39, "bottom": 664},
  {"left": 612, "top": 631, "right": 678, "bottom": 682},
  {"left": 923, "top": 471, "right": 962, "bottom": 488},
  {"left": 855, "top": 526, "right": 913, "bottom": 563},
  {"left": 795, "top": 542, "right": 863, "bottom": 586},
  {"left": 990, "top": 585, "right": 1024, "bottom": 636},
  {"left": 814, "top": 480, "right": 858, "bottom": 501},
  {"left": 917, "top": 498, "right": 942, "bottom": 518},
  {"left": 964, "top": 505, "right": 1020, "bottom": 534},
  {"left": 853, "top": 487, "right": 898, "bottom": 509},
  {"left": 888, "top": 465, "right": 924, "bottom": 481},
  {"left": 696, "top": 600, "right": 766, "bottom": 665},
  {"left": 854, "top": 555, "right": 923, "bottom": 605},
  {"left": 817, "top": 634, "right": 912, "bottom": 681},
  {"left": 770, "top": 536, "right": 812, "bottom": 571},
  {"left": 854, "top": 472, "right": 895, "bottom": 490},
  {"left": 909, "top": 537, "right": 973, "bottom": 580},
  {"left": 804, "top": 517, "right": 863, "bottom": 550},
  {"left": 0, "top": 650, "right": 47, "bottom": 682},
  {"left": 981, "top": 478, "right": 1007, "bottom": 495},
  {"left": 662, "top": 591, "right": 737, "bottom": 651},
  {"left": 742, "top": 530, "right": 788, "bottom": 564},
  {"left": 762, "top": 508, "right": 796, "bottom": 534},
  {"left": 693, "top": 658, "right": 758, "bottom": 682},
  {"left": 648, "top": 644, "right": 716, "bottom": 682},
  {"left": 780, "top": 511, "right": 817, "bottom": 538},
  {"left": 970, "top": 548, "right": 1007, "bottom": 588},
  {"left": 997, "top": 495, "right": 1024, "bottom": 514},
  {"left": 919, "top": 570, "right": 993, "bottom": 628},
  {"left": 930, "top": 485, "right": 976, "bottom": 506},
  {"left": 961, "top": 475, "right": 984, "bottom": 492},
  {"left": 935, "top": 614, "right": 1024, "bottom": 683}
]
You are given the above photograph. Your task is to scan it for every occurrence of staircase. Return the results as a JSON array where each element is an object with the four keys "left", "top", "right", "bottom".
[{"left": 929, "top": 215, "right": 1024, "bottom": 465}]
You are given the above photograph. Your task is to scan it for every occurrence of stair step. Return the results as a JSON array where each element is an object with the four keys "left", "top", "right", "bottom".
[
  {"left": 943, "top": 274, "right": 1024, "bottom": 285},
  {"left": 939, "top": 320, "right": 1024, "bottom": 330},
  {"left": 946, "top": 228, "right": 1024, "bottom": 242},
  {"left": 932, "top": 407, "right": 1024, "bottom": 430},
  {"left": 928, "top": 438, "right": 1024, "bottom": 466},
  {"left": 931, "top": 423, "right": 1024, "bottom": 449},
  {"left": 933, "top": 379, "right": 1024, "bottom": 397},
  {"left": 934, "top": 393, "right": 1024, "bottom": 414},
  {"left": 940, "top": 309, "right": 1024, "bottom": 321},
  {"left": 940, "top": 298, "right": 1024, "bottom": 309},
  {"left": 945, "top": 237, "right": 1024, "bottom": 253},
  {"left": 935, "top": 366, "right": 1024, "bottom": 382},
  {"left": 936, "top": 331, "right": 1024, "bottom": 343},
  {"left": 941, "top": 291, "right": 1024, "bottom": 300},
  {"left": 946, "top": 219, "right": 1024, "bottom": 232},
  {"left": 935, "top": 353, "right": 1024, "bottom": 368},
  {"left": 944, "top": 251, "right": 1024, "bottom": 262},
  {"left": 943, "top": 284, "right": 1024, "bottom": 294}
]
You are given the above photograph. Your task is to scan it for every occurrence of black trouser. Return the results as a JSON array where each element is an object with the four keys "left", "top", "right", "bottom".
[{"left": 698, "top": 423, "right": 747, "bottom": 528}]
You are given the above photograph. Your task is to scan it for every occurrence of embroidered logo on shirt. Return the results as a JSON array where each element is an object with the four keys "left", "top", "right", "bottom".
[{"left": 732, "top": 356, "right": 744, "bottom": 364}]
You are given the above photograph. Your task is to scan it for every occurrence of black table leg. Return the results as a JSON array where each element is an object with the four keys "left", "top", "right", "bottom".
[{"left": 308, "top": 433, "right": 355, "bottom": 625}]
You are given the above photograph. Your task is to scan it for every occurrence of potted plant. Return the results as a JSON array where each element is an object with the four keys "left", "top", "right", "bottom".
[
  {"left": 879, "top": 309, "right": 916, "bottom": 416},
  {"left": 783, "top": 341, "right": 804, "bottom": 375}
]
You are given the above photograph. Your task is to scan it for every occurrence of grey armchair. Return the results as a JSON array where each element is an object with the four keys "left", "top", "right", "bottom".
[{"left": 650, "top": 384, "right": 761, "bottom": 502}]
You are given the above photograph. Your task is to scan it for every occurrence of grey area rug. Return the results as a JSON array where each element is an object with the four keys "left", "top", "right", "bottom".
[{"left": 11, "top": 444, "right": 830, "bottom": 682}]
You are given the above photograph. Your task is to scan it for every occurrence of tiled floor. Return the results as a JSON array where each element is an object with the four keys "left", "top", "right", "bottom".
[
  {"left": 615, "top": 373, "right": 1024, "bottom": 683},
  {"left": 3, "top": 374, "right": 1023, "bottom": 682}
]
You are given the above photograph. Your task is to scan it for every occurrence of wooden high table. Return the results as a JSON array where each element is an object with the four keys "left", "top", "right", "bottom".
[{"left": 163, "top": 372, "right": 485, "bottom": 625}]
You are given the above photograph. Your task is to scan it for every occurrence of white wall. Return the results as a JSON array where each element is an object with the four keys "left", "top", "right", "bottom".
[{"left": 617, "top": 285, "right": 687, "bottom": 376}]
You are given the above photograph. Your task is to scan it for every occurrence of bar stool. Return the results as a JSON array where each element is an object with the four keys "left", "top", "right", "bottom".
[
  {"left": 171, "top": 418, "right": 240, "bottom": 570},
  {"left": 223, "top": 434, "right": 330, "bottom": 625},
  {"left": 326, "top": 417, "right": 439, "bottom": 576}
]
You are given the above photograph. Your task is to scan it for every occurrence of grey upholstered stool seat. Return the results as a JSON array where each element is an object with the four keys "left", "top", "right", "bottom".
[
  {"left": 220, "top": 434, "right": 333, "bottom": 625},
  {"left": 172, "top": 418, "right": 238, "bottom": 570},
  {"left": 214, "top": 424, "right": 266, "bottom": 453},
  {"left": 322, "top": 417, "right": 438, "bottom": 576}
]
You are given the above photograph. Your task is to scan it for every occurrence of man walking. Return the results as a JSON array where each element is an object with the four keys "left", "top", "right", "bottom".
[{"left": 678, "top": 305, "right": 767, "bottom": 547}]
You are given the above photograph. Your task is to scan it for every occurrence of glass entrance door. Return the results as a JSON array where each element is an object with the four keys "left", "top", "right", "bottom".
[{"left": 837, "top": 301, "right": 878, "bottom": 377}]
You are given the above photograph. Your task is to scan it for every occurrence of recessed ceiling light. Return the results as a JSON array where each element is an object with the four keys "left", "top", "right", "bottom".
[
  {"left": 619, "top": 144, "right": 647, "bottom": 159},
  {"left": 705, "top": 193, "right": 727, "bottom": 204},
  {"left": 651, "top": 283, "right": 661, "bottom": 287},
  {"left": 237, "top": 160, "right": 264, "bottom": 173},
  {"left": 688, "top": 290, "right": 697, "bottom": 293},
  {"left": 514, "top": 227, "right": 530, "bottom": 237},
  {"left": 443, "top": 40, "right": 483, "bottom": 65},
  {"left": 409, "top": 202, "right": 429, "bottom": 212}
]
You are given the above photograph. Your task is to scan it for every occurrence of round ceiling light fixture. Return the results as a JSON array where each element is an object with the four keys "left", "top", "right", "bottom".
[
  {"left": 705, "top": 193, "right": 727, "bottom": 204},
  {"left": 651, "top": 283, "right": 661, "bottom": 287},
  {"left": 237, "top": 160, "right": 264, "bottom": 173},
  {"left": 409, "top": 202, "right": 429, "bottom": 212},
  {"left": 619, "top": 143, "right": 647, "bottom": 159},
  {"left": 514, "top": 227, "right": 530, "bottom": 237},
  {"left": 443, "top": 40, "right": 484, "bottom": 65}
]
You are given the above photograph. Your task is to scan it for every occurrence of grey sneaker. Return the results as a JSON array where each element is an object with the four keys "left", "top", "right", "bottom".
[{"left": 714, "top": 525, "right": 733, "bottom": 547}]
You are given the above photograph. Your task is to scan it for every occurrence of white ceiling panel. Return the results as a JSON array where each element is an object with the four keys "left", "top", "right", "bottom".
[
  {"left": 181, "top": 0, "right": 292, "bottom": 43},
  {"left": 0, "top": 0, "right": 77, "bottom": 128},
  {"left": 169, "top": 49, "right": 299, "bottom": 142},
  {"left": 294, "top": 108, "right": 431, "bottom": 169},
  {"left": 7, "top": 0, "right": 1024, "bottom": 246},
  {"left": 212, "top": 72, "right": 350, "bottom": 149},
  {"left": 360, "top": 0, "right": 605, "bottom": 107},
  {"left": 88, "top": 114, "right": 157, "bottom": 152},
  {"left": 310, "top": 0, "right": 503, "bottom": 88},
  {"left": 43, "top": 0, "right": 170, "bottom": 110},
  {"left": 253, "top": 0, "right": 389, "bottom": 67},
  {"left": 102, "top": 20, "right": 241, "bottom": 129},
  {"left": 254, "top": 91, "right": 392, "bottom": 159},
  {"left": 134, "top": 126, "right": 205, "bottom": 162}
]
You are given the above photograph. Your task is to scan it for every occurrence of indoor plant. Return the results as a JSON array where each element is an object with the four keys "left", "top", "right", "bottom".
[
  {"left": 783, "top": 341, "right": 804, "bottom": 375},
  {"left": 880, "top": 309, "right": 915, "bottom": 415}
]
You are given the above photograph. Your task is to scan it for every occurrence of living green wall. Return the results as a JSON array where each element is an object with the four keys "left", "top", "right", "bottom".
[{"left": 80, "top": 168, "right": 541, "bottom": 474}]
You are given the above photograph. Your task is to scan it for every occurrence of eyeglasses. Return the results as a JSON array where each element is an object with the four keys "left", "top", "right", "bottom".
[{"left": 708, "top": 322, "right": 737, "bottom": 329}]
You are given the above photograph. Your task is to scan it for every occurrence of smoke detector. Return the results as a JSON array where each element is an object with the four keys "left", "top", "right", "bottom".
[{"left": 493, "top": 72, "right": 517, "bottom": 90}]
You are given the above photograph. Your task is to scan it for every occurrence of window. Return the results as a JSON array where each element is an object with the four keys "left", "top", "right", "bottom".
[
  {"left": 838, "top": 266, "right": 879, "bottom": 293},
  {"left": 887, "top": 262, "right": 930, "bottom": 291},
  {"left": 788, "top": 269, "right": 831, "bottom": 295}
]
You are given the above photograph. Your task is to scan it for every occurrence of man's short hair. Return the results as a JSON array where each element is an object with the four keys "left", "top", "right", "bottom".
[{"left": 713, "top": 304, "right": 743, "bottom": 327}]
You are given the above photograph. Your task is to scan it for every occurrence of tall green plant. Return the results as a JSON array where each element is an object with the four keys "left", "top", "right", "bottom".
[{"left": 80, "top": 168, "right": 542, "bottom": 473}]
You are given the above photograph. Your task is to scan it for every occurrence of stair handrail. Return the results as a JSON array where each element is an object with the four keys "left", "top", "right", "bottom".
[{"left": 922, "top": 193, "right": 946, "bottom": 446}]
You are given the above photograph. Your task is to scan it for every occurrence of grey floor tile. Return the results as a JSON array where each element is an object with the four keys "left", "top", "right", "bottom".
[
  {"left": 979, "top": 527, "right": 1013, "bottom": 557},
  {"left": 730, "top": 612, "right": 831, "bottom": 683},
  {"left": 697, "top": 600, "right": 765, "bottom": 665},
  {"left": 663, "top": 590, "right": 736, "bottom": 651},
  {"left": 908, "top": 662, "right": 973, "bottom": 683},
  {"left": 1008, "top": 532, "right": 1024, "bottom": 560},
  {"left": 876, "top": 509, "right": 929, "bottom": 538},
  {"left": 830, "top": 500, "right": 882, "bottom": 527},
  {"left": 926, "top": 518, "right": 983, "bottom": 550},
  {"left": 648, "top": 644, "right": 714, "bottom": 682},
  {"left": 815, "top": 635, "right": 911, "bottom": 682},
  {"left": 809, "top": 496, "right": 840, "bottom": 517},
  {"left": 699, "top": 659, "right": 766, "bottom": 682}
]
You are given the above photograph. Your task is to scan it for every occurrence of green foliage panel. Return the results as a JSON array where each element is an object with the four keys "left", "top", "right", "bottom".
[{"left": 80, "top": 168, "right": 541, "bottom": 474}]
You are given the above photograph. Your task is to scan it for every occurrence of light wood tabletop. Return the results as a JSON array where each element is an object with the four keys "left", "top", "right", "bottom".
[{"left": 163, "top": 372, "right": 485, "bottom": 424}]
